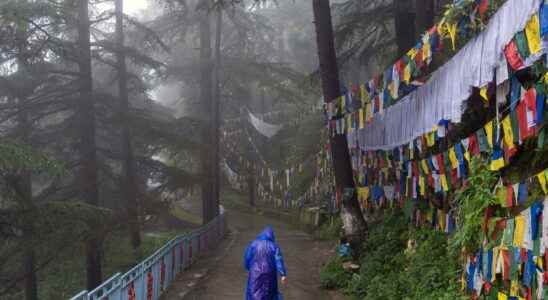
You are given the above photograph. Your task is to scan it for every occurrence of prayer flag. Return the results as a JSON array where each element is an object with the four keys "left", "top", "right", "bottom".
[
  {"left": 504, "top": 40, "right": 525, "bottom": 70},
  {"left": 515, "top": 31, "right": 531, "bottom": 59},
  {"left": 490, "top": 147, "right": 505, "bottom": 171},
  {"left": 449, "top": 147, "right": 459, "bottom": 169},
  {"left": 537, "top": 171, "right": 547, "bottom": 194},
  {"left": 502, "top": 116, "right": 515, "bottom": 150},
  {"left": 525, "top": 14, "right": 542, "bottom": 55},
  {"left": 480, "top": 86, "right": 489, "bottom": 103},
  {"left": 484, "top": 121, "right": 494, "bottom": 149}
]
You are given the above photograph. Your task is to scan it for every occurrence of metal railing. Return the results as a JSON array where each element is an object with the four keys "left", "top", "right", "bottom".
[{"left": 69, "top": 211, "right": 226, "bottom": 300}]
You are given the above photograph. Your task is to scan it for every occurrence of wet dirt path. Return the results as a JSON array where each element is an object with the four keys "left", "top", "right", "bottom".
[{"left": 162, "top": 208, "right": 344, "bottom": 300}]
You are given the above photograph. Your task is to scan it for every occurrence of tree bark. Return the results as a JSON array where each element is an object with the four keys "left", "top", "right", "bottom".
[
  {"left": 77, "top": 0, "right": 102, "bottom": 289},
  {"left": 311, "top": 0, "right": 367, "bottom": 249},
  {"left": 115, "top": 0, "right": 141, "bottom": 260},
  {"left": 248, "top": 165, "right": 256, "bottom": 207},
  {"left": 415, "top": 0, "right": 435, "bottom": 36},
  {"left": 211, "top": 6, "right": 222, "bottom": 218},
  {"left": 395, "top": 0, "right": 416, "bottom": 56},
  {"left": 15, "top": 14, "right": 38, "bottom": 300},
  {"left": 199, "top": 3, "right": 214, "bottom": 224}
]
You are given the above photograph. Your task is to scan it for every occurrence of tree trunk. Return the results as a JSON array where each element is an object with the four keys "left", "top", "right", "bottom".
[
  {"left": 415, "top": 0, "right": 435, "bottom": 36},
  {"left": 312, "top": 0, "right": 367, "bottom": 250},
  {"left": 248, "top": 165, "right": 256, "bottom": 207},
  {"left": 211, "top": 6, "right": 222, "bottom": 218},
  {"left": 15, "top": 15, "right": 38, "bottom": 300},
  {"left": 199, "top": 3, "right": 214, "bottom": 224},
  {"left": 115, "top": 0, "right": 141, "bottom": 260},
  {"left": 395, "top": 0, "right": 416, "bottom": 56},
  {"left": 77, "top": 0, "right": 102, "bottom": 289}
]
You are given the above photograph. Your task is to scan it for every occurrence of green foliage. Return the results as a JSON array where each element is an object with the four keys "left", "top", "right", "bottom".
[
  {"left": 450, "top": 157, "right": 498, "bottom": 254},
  {"left": 344, "top": 210, "right": 409, "bottom": 299},
  {"left": 319, "top": 256, "right": 352, "bottom": 290},
  {"left": 0, "top": 141, "right": 64, "bottom": 175},
  {"left": 402, "top": 229, "right": 466, "bottom": 300},
  {"left": 321, "top": 210, "right": 466, "bottom": 300},
  {"left": 318, "top": 215, "right": 342, "bottom": 240}
]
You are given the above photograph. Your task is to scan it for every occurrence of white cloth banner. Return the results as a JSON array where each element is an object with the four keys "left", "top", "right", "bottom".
[
  {"left": 354, "top": 0, "right": 541, "bottom": 150},
  {"left": 248, "top": 110, "right": 282, "bottom": 138}
]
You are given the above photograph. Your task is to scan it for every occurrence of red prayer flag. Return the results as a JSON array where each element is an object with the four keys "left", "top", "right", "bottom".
[
  {"left": 501, "top": 249, "right": 510, "bottom": 281},
  {"left": 468, "top": 134, "right": 480, "bottom": 155},
  {"left": 436, "top": 154, "right": 445, "bottom": 174},
  {"left": 479, "top": 0, "right": 489, "bottom": 19},
  {"left": 517, "top": 101, "right": 533, "bottom": 140},
  {"left": 506, "top": 185, "right": 514, "bottom": 207},
  {"left": 504, "top": 40, "right": 525, "bottom": 70}
]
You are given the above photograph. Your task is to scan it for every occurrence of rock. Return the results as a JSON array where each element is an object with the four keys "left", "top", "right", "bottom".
[{"left": 342, "top": 262, "right": 360, "bottom": 271}]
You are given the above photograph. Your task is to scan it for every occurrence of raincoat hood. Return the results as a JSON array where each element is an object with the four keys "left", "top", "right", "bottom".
[{"left": 256, "top": 226, "right": 276, "bottom": 242}]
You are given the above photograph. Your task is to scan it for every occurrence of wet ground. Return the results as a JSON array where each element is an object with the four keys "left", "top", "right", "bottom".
[{"left": 161, "top": 208, "right": 345, "bottom": 300}]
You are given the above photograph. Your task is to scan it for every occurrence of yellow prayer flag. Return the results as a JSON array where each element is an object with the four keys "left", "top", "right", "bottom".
[
  {"left": 340, "top": 95, "right": 345, "bottom": 112},
  {"left": 464, "top": 150, "right": 471, "bottom": 162},
  {"left": 510, "top": 280, "right": 520, "bottom": 296},
  {"left": 357, "top": 187, "right": 369, "bottom": 205},
  {"left": 448, "top": 147, "right": 459, "bottom": 169},
  {"left": 492, "top": 246, "right": 500, "bottom": 279},
  {"left": 484, "top": 121, "right": 494, "bottom": 148},
  {"left": 439, "top": 210, "right": 446, "bottom": 231},
  {"left": 513, "top": 215, "right": 525, "bottom": 247},
  {"left": 419, "top": 176, "right": 426, "bottom": 196},
  {"left": 407, "top": 48, "right": 417, "bottom": 59},
  {"left": 446, "top": 22, "right": 458, "bottom": 51},
  {"left": 497, "top": 292, "right": 508, "bottom": 300},
  {"left": 502, "top": 116, "right": 515, "bottom": 149},
  {"left": 440, "top": 174, "right": 449, "bottom": 192},
  {"left": 359, "top": 109, "right": 365, "bottom": 129},
  {"left": 389, "top": 82, "right": 398, "bottom": 99},
  {"left": 404, "top": 64, "right": 411, "bottom": 84},
  {"left": 421, "top": 159, "right": 429, "bottom": 174},
  {"left": 537, "top": 171, "right": 547, "bottom": 194},
  {"left": 490, "top": 156, "right": 505, "bottom": 171},
  {"left": 346, "top": 115, "right": 352, "bottom": 132},
  {"left": 426, "top": 131, "right": 436, "bottom": 147},
  {"left": 422, "top": 40, "right": 431, "bottom": 62},
  {"left": 480, "top": 86, "right": 489, "bottom": 103},
  {"left": 360, "top": 84, "right": 369, "bottom": 104},
  {"left": 366, "top": 102, "right": 373, "bottom": 121},
  {"left": 525, "top": 14, "right": 542, "bottom": 55}
]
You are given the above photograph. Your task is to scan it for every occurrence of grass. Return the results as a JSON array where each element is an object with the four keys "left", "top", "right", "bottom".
[{"left": 170, "top": 204, "right": 202, "bottom": 225}]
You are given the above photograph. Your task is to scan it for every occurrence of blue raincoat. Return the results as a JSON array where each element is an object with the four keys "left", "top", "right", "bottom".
[{"left": 244, "top": 227, "right": 287, "bottom": 300}]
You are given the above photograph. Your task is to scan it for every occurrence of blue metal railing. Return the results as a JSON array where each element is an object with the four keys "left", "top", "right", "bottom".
[{"left": 69, "top": 211, "right": 226, "bottom": 300}]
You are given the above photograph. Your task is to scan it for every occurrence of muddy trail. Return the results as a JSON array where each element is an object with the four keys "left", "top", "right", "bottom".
[{"left": 161, "top": 207, "right": 345, "bottom": 300}]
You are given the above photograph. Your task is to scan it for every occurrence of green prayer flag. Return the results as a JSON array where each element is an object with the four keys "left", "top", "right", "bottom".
[
  {"left": 538, "top": 128, "right": 546, "bottom": 150},
  {"left": 477, "top": 129, "right": 489, "bottom": 153},
  {"left": 488, "top": 285, "right": 498, "bottom": 300},
  {"left": 515, "top": 31, "right": 531, "bottom": 59},
  {"left": 534, "top": 236, "right": 540, "bottom": 257},
  {"left": 503, "top": 219, "right": 515, "bottom": 247},
  {"left": 510, "top": 246, "right": 519, "bottom": 281},
  {"left": 511, "top": 110, "right": 520, "bottom": 144}
]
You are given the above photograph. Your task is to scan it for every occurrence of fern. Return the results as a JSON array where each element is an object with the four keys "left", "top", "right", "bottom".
[{"left": 450, "top": 156, "right": 498, "bottom": 254}]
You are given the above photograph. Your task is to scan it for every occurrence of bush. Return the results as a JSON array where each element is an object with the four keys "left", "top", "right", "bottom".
[
  {"left": 318, "top": 215, "right": 342, "bottom": 240},
  {"left": 319, "top": 256, "right": 352, "bottom": 290},
  {"left": 321, "top": 209, "right": 466, "bottom": 300}
]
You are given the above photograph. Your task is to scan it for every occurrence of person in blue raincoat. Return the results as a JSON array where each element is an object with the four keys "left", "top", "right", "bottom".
[{"left": 244, "top": 226, "right": 287, "bottom": 300}]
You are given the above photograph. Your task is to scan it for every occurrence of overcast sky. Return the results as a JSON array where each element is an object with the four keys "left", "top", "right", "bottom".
[
  {"left": 124, "top": 0, "right": 149, "bottom": 17},
  {"left": 97, "top": 0, "right": 150, "bottom": 18}
]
